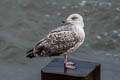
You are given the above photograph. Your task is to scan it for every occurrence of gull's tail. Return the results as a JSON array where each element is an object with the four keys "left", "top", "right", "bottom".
[
  {"left": 26, "top": 38, "right": 46, "bottom": 58},
  {"left": 26, "top": 49, "right": 36, "bottom": 59}
]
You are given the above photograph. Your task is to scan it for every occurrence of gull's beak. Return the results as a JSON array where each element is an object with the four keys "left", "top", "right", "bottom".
[{"left": 62, "top": 20, "right": 67, "bottom": 23}]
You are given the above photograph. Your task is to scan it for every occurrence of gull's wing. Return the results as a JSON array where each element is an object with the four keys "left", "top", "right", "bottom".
[{"left": 34, "top": 29, "right": 80, "bottom": 56}]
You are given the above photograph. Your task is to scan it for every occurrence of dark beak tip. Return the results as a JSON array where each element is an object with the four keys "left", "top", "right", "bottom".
[{"left": 62, "top": 20, "right": 65, "bottom": 23}]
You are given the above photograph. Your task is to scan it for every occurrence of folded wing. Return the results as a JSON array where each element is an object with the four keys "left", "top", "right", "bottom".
[{"left": 33, "top": 30, "right": 79, "bottom": 56}]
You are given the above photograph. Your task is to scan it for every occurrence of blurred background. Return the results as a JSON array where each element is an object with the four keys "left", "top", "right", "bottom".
[{"left": 0, "top": 0, "right": 120, "bottom": 80}]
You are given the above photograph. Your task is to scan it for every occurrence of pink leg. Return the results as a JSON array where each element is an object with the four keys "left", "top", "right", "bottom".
[{"left": 64, "top": 53, "right": 76, "bottom": 69}]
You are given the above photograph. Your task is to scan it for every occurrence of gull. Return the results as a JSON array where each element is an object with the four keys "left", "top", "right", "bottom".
[{"left": 26, "top": 13, "right": 85, "bottom": 69}]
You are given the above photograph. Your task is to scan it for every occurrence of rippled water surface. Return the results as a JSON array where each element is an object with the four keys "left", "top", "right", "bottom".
[{"left": 0, "top": 0, "right": 120, "bottom": 80}]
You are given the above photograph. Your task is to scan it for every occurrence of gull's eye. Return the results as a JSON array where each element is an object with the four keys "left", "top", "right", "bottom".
[{"left": 71, "top": 16, "right": 77, "bottom": 20}]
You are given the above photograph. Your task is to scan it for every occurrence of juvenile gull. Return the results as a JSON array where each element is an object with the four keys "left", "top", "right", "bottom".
[{"left": 26, "top": 13, "right": 85, "bottom": 69}]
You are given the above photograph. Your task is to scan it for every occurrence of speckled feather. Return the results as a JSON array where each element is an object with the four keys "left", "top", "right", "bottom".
[{"left": 33, "top": 24, "right": 84, "bottom": 56}]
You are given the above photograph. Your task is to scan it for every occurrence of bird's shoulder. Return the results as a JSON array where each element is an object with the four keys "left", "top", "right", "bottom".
[
  {"left": 50, "top": 24, "right": 73, "bottom": 33},
  {"left": 34, "top": 24, "right": 74, "bottom": 48},
  {"left": 47, "top": 28, "right": 79, "bottom": 43}
]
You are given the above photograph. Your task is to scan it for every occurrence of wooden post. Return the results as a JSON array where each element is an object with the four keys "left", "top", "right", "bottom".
[{"left": 41, "top": 58, "right": 100, "bottom": 80}]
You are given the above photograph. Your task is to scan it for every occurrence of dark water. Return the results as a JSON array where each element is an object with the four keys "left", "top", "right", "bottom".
[{"left": 0, "top": 0, "right": 120, "bottom": 80}]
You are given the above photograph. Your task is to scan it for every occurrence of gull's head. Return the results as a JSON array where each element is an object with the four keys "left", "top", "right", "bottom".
[{"left": 62, "top": 13, "right": 84, "bottom": 26}]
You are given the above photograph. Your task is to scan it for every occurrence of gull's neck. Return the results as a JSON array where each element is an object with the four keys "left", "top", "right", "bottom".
[{"left": 71, "top": 22, "right": 84, "bottom": 28}]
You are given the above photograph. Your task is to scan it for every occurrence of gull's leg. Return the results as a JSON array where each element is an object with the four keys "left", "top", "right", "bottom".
[{"left": 64, "top": 53, "right": 76, "bottom": 69}]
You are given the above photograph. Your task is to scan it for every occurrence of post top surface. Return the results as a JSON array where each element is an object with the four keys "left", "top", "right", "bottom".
[{"left": 41, "top": 58, "right": 100, "bottom": 77}]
